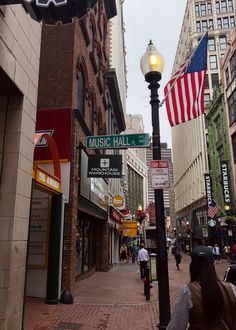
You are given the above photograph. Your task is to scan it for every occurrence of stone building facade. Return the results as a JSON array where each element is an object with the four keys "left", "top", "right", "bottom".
[{"left": 0, "top": 6, "right": 41, "bottom": 330}]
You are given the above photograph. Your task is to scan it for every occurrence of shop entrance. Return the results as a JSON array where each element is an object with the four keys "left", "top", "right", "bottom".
[{"left": 25, "top": 133, "right": 63, "bottom": 304}]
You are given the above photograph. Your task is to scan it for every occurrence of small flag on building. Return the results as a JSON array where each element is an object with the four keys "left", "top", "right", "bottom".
[
  {"left": 208, "top": 199, "right": 220, "bottom": 219},
  {"left": 164, "top": 32, "right": 208, "bottom": 127}
]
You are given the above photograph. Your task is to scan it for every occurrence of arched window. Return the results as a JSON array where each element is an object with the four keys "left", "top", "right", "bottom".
[{"left": 77, "top": 69, "right": 85, "bottom": 115}]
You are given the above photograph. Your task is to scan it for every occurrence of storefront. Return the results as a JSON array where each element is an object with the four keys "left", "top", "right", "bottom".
[
  {"left": 26, "top": 133, "right": 63, "bottom": 304},
  {"left": 109, "top": 206, "right": 124, "bottom": 266},
  {"left": 77, "top": 149, "right": 109, "bottom": 276}
]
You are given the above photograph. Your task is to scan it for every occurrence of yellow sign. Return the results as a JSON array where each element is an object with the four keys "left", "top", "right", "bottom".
[
  {"left": 34, "top": 166, "right": 62, "bottom": 193},
  {"left": 112, "top": 195, "right": 124, "bottom": 208},
  {"left": 122, "top": 221, "right": 138, "bottom": 237}
]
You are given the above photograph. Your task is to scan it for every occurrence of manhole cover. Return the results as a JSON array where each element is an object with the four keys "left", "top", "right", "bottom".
[{"left": 55, "top": 322, "right": 81, "bottom": 329}]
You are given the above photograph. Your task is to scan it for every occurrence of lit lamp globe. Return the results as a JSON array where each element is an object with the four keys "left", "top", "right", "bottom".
[
  {"left": 140, "top": 40, "right": 164, "bottom": 83},
  {"left": 224, "top": 205, "right": 230, "bottom": 212},
  {"left": 137, "top": 204, "right": 143, "bottom": 212}
]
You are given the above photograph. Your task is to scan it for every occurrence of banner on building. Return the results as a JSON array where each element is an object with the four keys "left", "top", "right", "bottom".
[
  {"left": 220, "top": 161, "right": 231, "bottom": 204},
  {"left": 204, "top": 173, "right": 213, "bottom": 207},
  {"left": 87, "top": 155, "right": 122, "bottom": 178}
]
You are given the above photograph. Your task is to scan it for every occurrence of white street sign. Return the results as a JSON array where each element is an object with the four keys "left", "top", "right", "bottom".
[{"left": 150, "top": 160, "right": 170, "bottom": 189}]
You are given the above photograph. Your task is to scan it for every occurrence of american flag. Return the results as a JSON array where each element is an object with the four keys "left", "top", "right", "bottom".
[
  {"left": 164, "top": 32, "right": 208, "bottom": 127},
  {"left": 208, "top": 199, "right": 220, "bottom": 219}
]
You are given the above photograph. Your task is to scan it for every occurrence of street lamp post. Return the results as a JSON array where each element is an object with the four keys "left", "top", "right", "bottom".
[{"left": 140, "top": 41, "right": 170, "bottom": 328}]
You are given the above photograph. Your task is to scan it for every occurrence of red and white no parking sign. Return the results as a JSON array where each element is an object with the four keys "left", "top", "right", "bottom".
[{"left": 150, "top": 160, "right": 170, "bottom": 189}]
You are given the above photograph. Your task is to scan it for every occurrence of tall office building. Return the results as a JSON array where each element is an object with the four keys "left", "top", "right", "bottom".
[
  {"left": 171, "top": 0, "right": 236, "bottom": 230},
  {"left": 146, "top": 143, "right": 175, "bottom": 228},
  {"left": 124, "top": 114, "right": 148, "bottom": 216}
]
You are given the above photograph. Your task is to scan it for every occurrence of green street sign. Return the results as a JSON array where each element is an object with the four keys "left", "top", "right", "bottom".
[{"left": 86, "top": 133, "right": 150, "bottom": 149}]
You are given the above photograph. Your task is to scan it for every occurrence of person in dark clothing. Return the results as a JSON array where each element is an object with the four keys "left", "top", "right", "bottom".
[
  {"left": 172, "top": 242, "right": 182, "bottom": 270},
  {"left": 167, "top": 245, "right": 236, "bottom": 330}
]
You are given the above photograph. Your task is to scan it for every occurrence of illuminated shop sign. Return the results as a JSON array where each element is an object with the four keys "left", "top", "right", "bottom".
[
  {"left": 34, "top": 166, "right": 62, "bottom": 193},
  {"left": 220, "top": 161, "right": 231, "bottom": 204}
]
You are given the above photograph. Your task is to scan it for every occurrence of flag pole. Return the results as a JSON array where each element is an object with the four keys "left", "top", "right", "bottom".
[{"left": 159, "top": 30, "right": 208, "bottom": 108}]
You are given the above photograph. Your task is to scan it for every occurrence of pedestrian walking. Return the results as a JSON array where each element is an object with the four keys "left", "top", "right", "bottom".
[
  {"left": 212, "top": 243, "right": 221, "bottom": 263},
  {"left": 223, "top": 244, "right": 231, "bottom": 261},
  {"left": 120, "top": 244, "right": 128, "bottom": 264},
  {"left": 167, "top": 245, "right": 236, "bottom": 330},
  {"left": 137, "top": 243, "right": 149, "bottom": 279},
  {"left": 172, "top": 242, "right": 182, "bottom": 270}
]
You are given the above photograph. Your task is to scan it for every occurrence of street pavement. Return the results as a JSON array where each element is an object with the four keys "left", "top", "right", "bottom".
[{"left": 24, "top": 254, "right": 229, "bottom": 330}]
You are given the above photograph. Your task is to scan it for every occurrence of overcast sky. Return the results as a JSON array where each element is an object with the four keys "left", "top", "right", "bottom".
[{"left": 123, "top": 0, "right": 187, "bottom": 147}]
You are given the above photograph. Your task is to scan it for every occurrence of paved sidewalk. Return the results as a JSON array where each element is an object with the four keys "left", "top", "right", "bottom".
[{"left": 24, "top": 254, "right": 229, "bottom": 330}]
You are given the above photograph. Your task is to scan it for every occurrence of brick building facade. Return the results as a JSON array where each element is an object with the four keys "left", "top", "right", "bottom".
[{"left": 36, "top": 1, "right": 117, "bottom": 295}]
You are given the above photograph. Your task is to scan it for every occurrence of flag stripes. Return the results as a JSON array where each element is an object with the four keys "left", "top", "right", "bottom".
[
  {"left": 208, "top": 199, "right": 221, "bottom": 218},
  {"left": 164, "top": 32, "right": 208, "bottom": 127}
]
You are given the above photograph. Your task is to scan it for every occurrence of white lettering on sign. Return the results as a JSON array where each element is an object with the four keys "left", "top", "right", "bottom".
[
  {"left": 39, "top": 171, "right": 46, "bottom": 183},
  {"left": 88, "top": 137, "right": 111, "bottom": 148},
  {"left": 46, "top": 176, "right": 59, "bottom": 189},
  {"left": 221, "top": 162, "right": 231, "bottom": 203},
  {"left": 205, "top": 174, "right": 212, "bottom": 206},
  {"left": 37, "top": 169, "right": 60, "bottom": 192}
]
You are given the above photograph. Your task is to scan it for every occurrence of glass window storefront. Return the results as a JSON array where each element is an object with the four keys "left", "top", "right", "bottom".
[{"left": 76, "top": 217, "right": 96, "bottom": 277}]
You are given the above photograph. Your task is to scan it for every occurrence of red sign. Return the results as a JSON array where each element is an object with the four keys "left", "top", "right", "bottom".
[
  {"left": 110, "top": 206, "right": 124, "bottom": 223},
  {"left": 35, "top": 109, "right": 72, "bottom": 161}
]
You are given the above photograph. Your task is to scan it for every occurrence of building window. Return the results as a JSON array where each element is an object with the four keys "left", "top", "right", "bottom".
[
  {"left": 208, "top": 38, "right": 216, "bottom": 51},
  {"left": 230, "top": 16, "right": 235, "bottom": 27},
  {"left": 219, "top": 35, "right": 227, "bottom": 50},
  {"left": 209, "top": 55, "right": 218, "bottom": 69},
  {"left": 225, "top": 67, "right": 229, "bottom": 86},
  {"left": 223, "top": 17, "right": 229, "bottom": 28},
  {"left": 77, "top": 69, "right": 85, "bottom": 115},
  {"left": 195, "top": 4, "right": 200, "bottom": 16},
  {"left": 215, "top": 115, "right": 223, "bottom": 142},
  {"left": 202, "top": 20, "right": 208, "bottom": 31},
  {"left": 204, "top": 93, "right": 211, "bottom": 106},
  {"left": 207, "top": 2, "right": 212, "bottom": 14},
  {"left": 216, "top": 1, "right": 220, "bottom": 13},
  {"left": 228, "top": 88, "right": 236, "bottom": 125},
  {"left": 89, "top": 98, "right": 95, "bottom": 133},
  {"left": 228, "top": 0, "right": 233, "bottom": 11},
  {"left": 209, "top": 19, "right": 214, "bottom": 29},
  {"left": 221, "top": 0, "right": 227, "bottom": 12},
  {"left": 211, "top": 73, "right": 219, "bottom": 87},
  {"left": 201, "top": 3, "right": 207, "bottom": 15},
  {"left": 217, "top": 18, "right": 222, "bottom": 28},
  {"left": 205, "top": 74, "right": 209, "bottom": 89},
  {"left": 232, "top": 133, "right": 236, "bottom": 164},
  {"left": 196, "top": 21, "right": 201, "bottom": 32},
  {"left": 230, "top": 50, "right": 236, "bottom": 80}
]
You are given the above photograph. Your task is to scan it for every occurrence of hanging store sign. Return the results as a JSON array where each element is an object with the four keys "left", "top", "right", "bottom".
[
  {"left": 122, "top": 221, "right": 138, "bottom": 237},
  {"left": 220, "top": 161, "right": 231, "bottom": 204},
  {"left": 87, "top": 155, "right": 122, "bottom": 178},
  {"left": 0, "top": 0, "right": 99, "bottom": 25},
  {"left": 112, "top": 195, "right": 124, "bottom": 208},
  {"left": 150, "top": 160, "right": 170, "bottom": 189},
  {"left": 34, "top": 166, "right": 62, "bottom": 193},
  {"left": 204, "top": 173, "right": 213, "bottom": 207},
  {"left": 110, "top": 206, "right": 123, "bottom": 223}
]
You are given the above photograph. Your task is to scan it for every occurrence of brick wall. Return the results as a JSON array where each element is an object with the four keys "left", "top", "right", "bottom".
[{"left": 37, "top": 1, "right": 111, "bottom": 294}]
